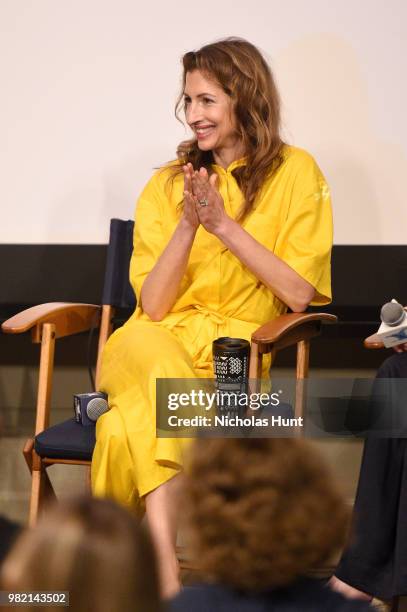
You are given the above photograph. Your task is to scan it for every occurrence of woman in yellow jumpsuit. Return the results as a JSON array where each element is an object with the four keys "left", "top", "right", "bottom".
[{"left": 92, "top": 37, "right": 333, "bottom": 597}]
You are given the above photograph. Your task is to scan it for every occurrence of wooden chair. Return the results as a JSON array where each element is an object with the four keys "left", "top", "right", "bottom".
[
  {"left": 1, "top": 219, "right": 134, "bottom": 526},
  {"left": 1, "top": 218, "right": 336, "bottom": 527}
]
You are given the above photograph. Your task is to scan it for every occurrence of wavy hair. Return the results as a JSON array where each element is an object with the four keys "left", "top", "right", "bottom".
[
  {"left": 166, "top": 37, "right": 284, "bottom": 221},
  {"left": 184, "top": 438, "right": 348, "bottom": 592}
]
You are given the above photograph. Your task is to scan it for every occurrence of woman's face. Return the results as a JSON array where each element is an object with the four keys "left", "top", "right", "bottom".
[{"left": 184, "top": 70, "right": 241, "bottom": 157}]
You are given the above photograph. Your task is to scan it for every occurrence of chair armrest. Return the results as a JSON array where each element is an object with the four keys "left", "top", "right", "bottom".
[
  {"left": 252, "top": 312, "right": 337, "bottom": 351},
  {"left": 1, "top": 303, "right": 101, "bottom": 342},
  {"left": 363, "top": 333, "right": 384, "bottom": 349}
]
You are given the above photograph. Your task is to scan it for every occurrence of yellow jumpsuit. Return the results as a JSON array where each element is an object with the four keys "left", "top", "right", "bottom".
[{"left": 91, "top": 145, "right": 333, "bottom": 512}]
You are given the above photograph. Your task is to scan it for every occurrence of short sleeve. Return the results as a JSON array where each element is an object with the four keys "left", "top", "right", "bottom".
[
  {"left": 273, "top": 153, "right": 333, "bottom": 305},
  {"left": 129, "top": 171, "right": 166, "bottom": 302}
]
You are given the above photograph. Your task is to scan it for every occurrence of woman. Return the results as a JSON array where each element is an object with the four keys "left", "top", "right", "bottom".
[
  {"left": 91, "top": 37, "right": 333, "bottom": 597},
  {"left": 332, "top": 347, "right": 407, "bottom": 602},
  {"left": 0, "top": 496, "right": 160, "bottom": 612},
  {"left": 170, "top": 438, "right": 373, "bottom": 611}
]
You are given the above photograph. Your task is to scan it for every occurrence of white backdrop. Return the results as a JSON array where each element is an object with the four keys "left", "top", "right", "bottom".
[{"left": 1, "top": 0, "right": 406, "bottom": 244}]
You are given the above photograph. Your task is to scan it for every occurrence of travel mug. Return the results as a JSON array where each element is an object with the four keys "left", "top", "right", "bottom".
[{"left": 212, "top": 337, "right": 250, "bottom": 413}]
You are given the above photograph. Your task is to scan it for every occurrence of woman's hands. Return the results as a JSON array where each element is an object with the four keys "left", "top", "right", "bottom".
[
  {"left": 394, "top": 343, "right": 407, "bottom": 353},
  {"left": 182, "top": 164, "right": 200, "bottom": 231},
  {"left": 183, "top": 163, "right": 229, "bottom": 235},
  {"left": 141, "top": 162, "right": 229, "bottom": 321},
  {"left": 180, "top": 162, "right": 313, "bottom": 313}
]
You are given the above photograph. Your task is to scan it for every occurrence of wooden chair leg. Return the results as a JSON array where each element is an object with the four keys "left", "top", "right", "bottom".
[
  {"left": 26, "top": 323, "right": 56, "bottom": 525},
  {"left": 249, "top": 341, "right": 263, "bottom": 395},
  {"left": 29, "top": 467, "right": 43, "bottom": 527},
  {"left": 43, "top": 469, "right": 56, "bottom": 503},
  {"left": 34, "top": 323, "right": 56, "bottom": 435},
  {"left": 25, "top": 442, "right": 56, "bottom": 520},
  {"left": 23, "top": 438, "right": 34, "bottom": 472},
  {"left": 295, "top": 339, "right": 310, "bottom": 420},
  {"left": 29, "top": 449, "right": 58, "bottom": 526},
  {"left": 85, "top": 466, "right": 92, "bottom": 493},
  {"left": 29, "top": 468, "right": 57, "bottom": 527}
]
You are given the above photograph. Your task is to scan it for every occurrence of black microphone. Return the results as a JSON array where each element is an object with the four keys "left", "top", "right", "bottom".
[{"left": 74, "top": 392, "right": 109, "bottom": 426}]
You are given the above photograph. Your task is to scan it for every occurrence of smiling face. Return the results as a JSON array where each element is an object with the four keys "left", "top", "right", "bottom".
[{"left": 183, "top": 70, "right": 244, "bottom": 167}]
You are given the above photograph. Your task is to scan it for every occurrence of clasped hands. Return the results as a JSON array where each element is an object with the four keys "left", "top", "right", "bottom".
[{"left": 182, "top": 163, "right": 230, "bottom": 235}]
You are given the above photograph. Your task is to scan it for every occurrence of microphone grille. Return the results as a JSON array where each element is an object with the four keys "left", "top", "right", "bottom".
[
  {"left": 86, "top": 397, "right": 109, "bottom": 422},
  {"left": 380, "top": 302, "right": 406, "bottom": 327}
]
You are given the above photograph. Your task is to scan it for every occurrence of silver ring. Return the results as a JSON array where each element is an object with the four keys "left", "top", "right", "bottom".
[{"left": 199, "top": 198, "right": 208, "bottom": 207}]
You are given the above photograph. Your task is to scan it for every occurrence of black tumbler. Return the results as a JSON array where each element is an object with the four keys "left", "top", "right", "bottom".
[{"left": 213, "top": 337, "right": 250, "bottom": 414}]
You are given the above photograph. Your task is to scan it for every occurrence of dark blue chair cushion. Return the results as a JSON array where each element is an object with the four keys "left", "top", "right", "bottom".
[{"left": 35, "top": 418, "right": 95, "bottom": 461}]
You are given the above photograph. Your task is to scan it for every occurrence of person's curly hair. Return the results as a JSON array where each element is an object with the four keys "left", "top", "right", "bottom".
[
  {"left": 165, "top": 37, "right": 284, "bottom": 221},
  {"left": 184, "top": 438, "right": 348, "bottom": 592}
]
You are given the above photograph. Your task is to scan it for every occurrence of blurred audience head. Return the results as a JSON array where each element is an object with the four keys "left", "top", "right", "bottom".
[
  {"left": 184, "top": 438, "right": 348, "bottom": 592},
  {"left": 1, "top": 495, "right": 160, "bottom": 612}
]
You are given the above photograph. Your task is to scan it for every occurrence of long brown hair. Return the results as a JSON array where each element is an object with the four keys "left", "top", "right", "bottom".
[
  {"left": 0, "top": 496, "right": 160, "bottom": 612},
  {"left": 167, "top": 37, "right": 284, "bottom": 221}
]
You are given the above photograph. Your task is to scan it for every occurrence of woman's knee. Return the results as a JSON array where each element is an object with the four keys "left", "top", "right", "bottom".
[
  {"left": 95, "top": 407, "right": 127, "bottom": 445},
  {"left": 103, "top": 321, "right": 191, "bottom": 372}
]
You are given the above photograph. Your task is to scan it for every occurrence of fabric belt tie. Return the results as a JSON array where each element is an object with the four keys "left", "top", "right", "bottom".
[{"left": 194, "top": 305, "right": 226, "bottom": 326}]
